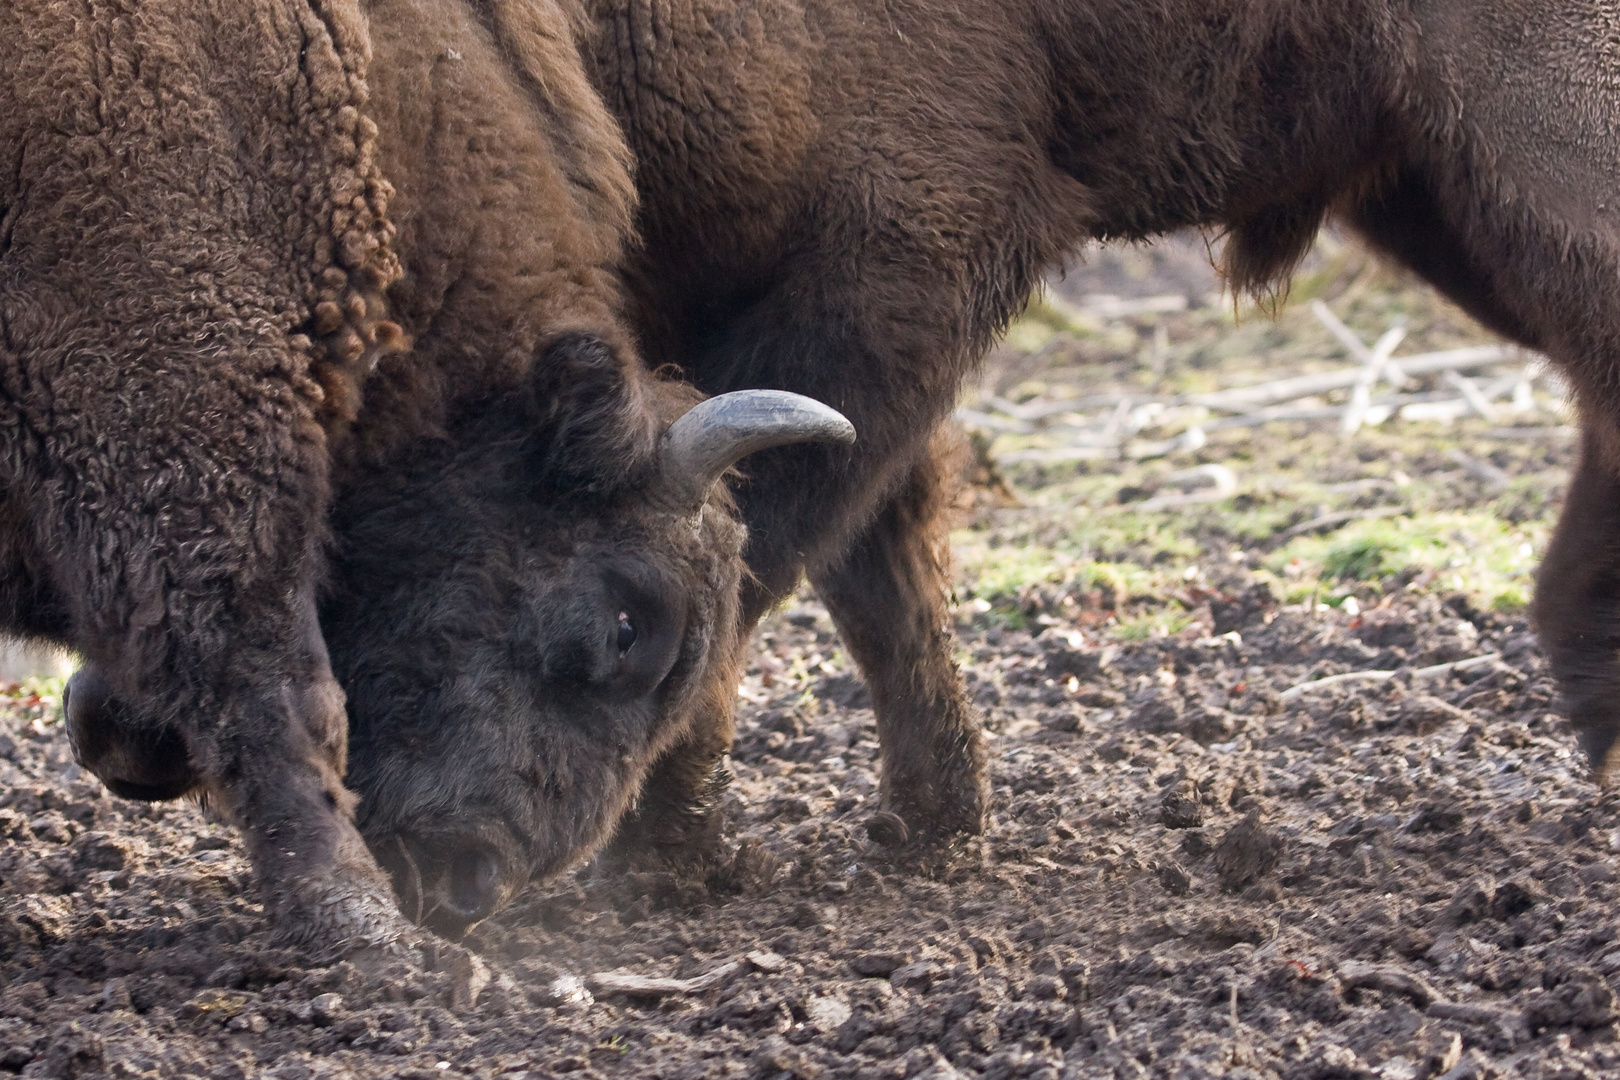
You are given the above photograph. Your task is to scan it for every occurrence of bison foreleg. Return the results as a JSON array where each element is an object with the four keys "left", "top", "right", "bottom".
[
  {"left": 1532, "top": 428, "right": 1620, "bottom": 780},
  {"left": 602, "top": 720, "right": 738, "bottom": 879},
  {"left": 808, "top": 429, "right": 989, "bottom": 845}
]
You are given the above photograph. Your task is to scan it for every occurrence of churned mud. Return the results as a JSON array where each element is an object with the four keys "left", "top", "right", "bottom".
[
  {"left": 1, "top": 244, "right": 1609, "bottom": 1079},
  {"left": 2, "top": 559, "right": 1609, "bottom": 1080}
]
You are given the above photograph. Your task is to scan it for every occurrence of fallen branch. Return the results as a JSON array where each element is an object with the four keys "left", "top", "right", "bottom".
[
  {"left": 1335, "top": 312, "right": 1409, "bottom": 434},
  {"left": 588, "top": 960, "right": 744, "bottom": 999},
  {"left": 1310, "top": 299, "right": 1378, "bottom": 365},
  {"left": 997, "top": 425, "right": 1209, "bottom": 464},
  {"left": 1445, "top": 371, "right": 1497, "bottom": 421},
  {"left": 1190, "top": 345, "right": 1525, "bottom": 413},
  {"left": 1278, "top": 653, "right": 1501, "bottom": 701},
  {"left": 1398, "top": 398, "right": 1470, "bottom": 424}
]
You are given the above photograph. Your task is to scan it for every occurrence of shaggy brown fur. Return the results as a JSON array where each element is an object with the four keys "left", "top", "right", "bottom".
[
  {"left": 561, "top": 0, "right": 1620, "bottom": 853},
  {"left": 1, "top": 0, "right": 669, "bottom": 950}
]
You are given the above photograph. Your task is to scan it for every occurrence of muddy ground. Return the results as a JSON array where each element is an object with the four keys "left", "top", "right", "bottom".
[{"left": 1, "top": 242, "right": 1611, "bottom": 1080}]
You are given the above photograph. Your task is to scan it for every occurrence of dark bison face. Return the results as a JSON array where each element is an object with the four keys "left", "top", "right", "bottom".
[
  {"left": 324, "top": 467, "right": 745, "bottom": 934},
  {"left": 323, "top": 341, "right": 853, "bottom": 936}
]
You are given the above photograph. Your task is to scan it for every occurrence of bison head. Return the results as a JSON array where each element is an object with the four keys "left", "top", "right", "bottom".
[{"left": 319, "top": 335, "right": 852, "bottom": 935}]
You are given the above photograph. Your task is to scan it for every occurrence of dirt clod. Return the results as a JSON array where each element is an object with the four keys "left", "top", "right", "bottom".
[{"left": 1212, "top": 809, "right": 1286, "bottom": 892}]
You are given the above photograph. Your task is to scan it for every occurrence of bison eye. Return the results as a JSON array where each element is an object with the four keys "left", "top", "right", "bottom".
[{"left": 616, "top": 611, "right": 637, "bottom": 655}]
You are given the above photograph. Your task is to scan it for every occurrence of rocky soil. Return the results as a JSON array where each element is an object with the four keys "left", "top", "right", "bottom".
[{"left": 4, "top": 567, "right": 1612, "bottom": 1080}]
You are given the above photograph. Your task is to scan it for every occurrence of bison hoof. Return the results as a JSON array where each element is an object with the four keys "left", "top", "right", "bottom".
[
  {"left": 65, "top": 666, "right": 199, "bottom": 801},
  {"left": 864, "top": 810, "right": 910, "bottom": 847},
  {"left": 271, "top": 870, "right": 420, "bottom": 962},
  {"left": 878, "top": 776, "right": 990, "bottom": 847}
]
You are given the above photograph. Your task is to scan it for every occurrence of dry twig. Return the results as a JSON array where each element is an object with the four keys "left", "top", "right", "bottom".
[{"left": 1278, "top": 653, "right": 1501, "bottom": 701}]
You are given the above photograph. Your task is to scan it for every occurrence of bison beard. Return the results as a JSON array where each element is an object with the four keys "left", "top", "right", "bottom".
[{"left": 0, "top": 0, "right": 852, "bottom": 952}]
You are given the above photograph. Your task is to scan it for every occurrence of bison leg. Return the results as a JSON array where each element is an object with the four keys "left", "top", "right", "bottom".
[
  {"left": 808, "top": 430, "right": 988, "bottom": 844},
  {"left": 1353, "top": 167, "right": 1620, "bottom": 777},
  {"left": 1343, "top": 0, "right": 1620, "bottom": 778},
  {"left": 75, "top": 582, "right": 407, "bottom": 954},
  {"left": 14, "top": 388, "right": 410, "bottom": 953},
  {"left": 611, "top": 435, "right": 985, "bottom": 870},
  {"left": 1530, "top": 430, "right": 1620, "bottom": 777},
  {"left": 601, "top": 700, "right": 741, "bottom": 877}
]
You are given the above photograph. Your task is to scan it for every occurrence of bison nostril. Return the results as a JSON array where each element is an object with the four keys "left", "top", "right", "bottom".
[
  {"left": 64, "top": 666, "right": 113, "bottom": 747},
  {"left": 445, "top": 849, "right": 500, "bottom": 919}
]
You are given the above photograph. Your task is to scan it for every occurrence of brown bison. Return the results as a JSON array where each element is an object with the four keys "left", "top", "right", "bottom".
[
  {"left": 314, "top": 0, "right": 1620, "bottom": 933},
  {"left": 9, "top": 0, "right": 847, "bottom": 950}
]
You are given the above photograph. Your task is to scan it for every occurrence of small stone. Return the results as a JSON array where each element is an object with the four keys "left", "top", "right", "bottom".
[
  {"left": 542, "top": 976, "right": 592, "bottom": 1007},
  {"left": 309, "top": 993, "right": 344, "bottom": 1026},
  {"left": 1095, "top": 735, "right": 1133, "bottom": 763},
  {"left": 802, "top": 993, "right": 852, "bottom": 1032},
  {"left": 1403, "top": 802, "right": 1466, "bottom": 835},
  {"left": 1129, "top": 687, "right": 1184, "bottom": 734},
  {"left": 1442, "top": 877, "right": 1495, "bottom": 926},
  {"left": 1025, "top": 975, "right": 1066, "bottom": 1001},
  {"left": 1160, "top": 784, "right": 1205, "bottom": 830},
  {"left": 99, "top": 978, "right": 132, "bottom": 1013},
  {"left": 1157, "top": 860, "right": 1192, "bottom": 896},
  {"left": 73, "top": 833, "right": 128, "bottom": 872},
  {"left": 1490, "top": 877, "right": 1546, "bottom": 919},
  {"left": 889, "top": 962, "right": 938, "bottom": 993},
  {"left": 1180, "top": 829, "right": 1214, "bottom": 859},
  {"left": 850, "top": 951, "right": 911, "bottom": 978},
  {"left": 747, "top": 950, "right": 788, "bottom": 973}
]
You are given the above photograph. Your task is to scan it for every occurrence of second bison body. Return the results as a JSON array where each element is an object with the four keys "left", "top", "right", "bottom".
[{"left": 321, "top": 0, "right": 1620, "bottom": 933}]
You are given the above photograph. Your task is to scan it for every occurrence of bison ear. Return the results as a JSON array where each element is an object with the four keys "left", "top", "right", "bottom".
[
  {"left": 660, "top": 390, "right": 856, "bottom": 509},
  {"left": 524, "top": 333, "right": 660, "bottom": 492}
]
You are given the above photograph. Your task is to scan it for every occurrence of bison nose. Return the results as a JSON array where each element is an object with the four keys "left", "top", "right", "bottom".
[
  {"left": 445, "top": 848, "right": 502, "bottom": 922},
  {"left": 65, "top": 666, "right": 197, "bottom": 801},
  {"left": 64, "top": 665, "right": 113, "bottom": 735}
]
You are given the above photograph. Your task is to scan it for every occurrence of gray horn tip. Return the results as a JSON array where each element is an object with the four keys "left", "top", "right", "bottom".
[{"left": 661, "top": 390, "right": 856, "bottom": 505}]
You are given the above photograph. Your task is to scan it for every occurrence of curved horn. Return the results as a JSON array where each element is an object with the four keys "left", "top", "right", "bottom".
[{"left": 660, "top": 390, "right": 856, "bottom": 507}]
